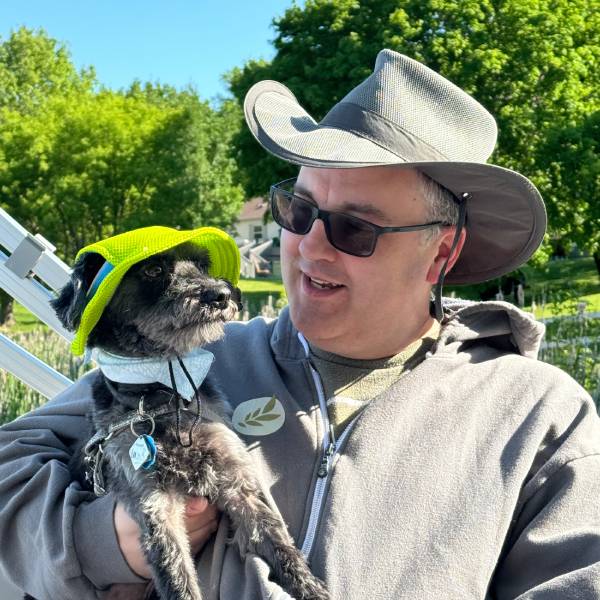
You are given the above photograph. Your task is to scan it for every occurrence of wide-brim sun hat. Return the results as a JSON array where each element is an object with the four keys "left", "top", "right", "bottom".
[
  {"left": 70, "top": 225, "right": 241, "bottom": 356},
  {"left": 243, "top": 49, "right": 547, "bottom": 286}
]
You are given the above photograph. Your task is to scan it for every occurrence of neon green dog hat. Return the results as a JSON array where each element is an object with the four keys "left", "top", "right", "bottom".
[{"left": 70, "top": 225, "right": 241, "bottom": 356}]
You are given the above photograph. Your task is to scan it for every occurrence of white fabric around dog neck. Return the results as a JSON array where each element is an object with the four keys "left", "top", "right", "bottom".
[{"left": 91, "top": 346, "right": 215, "bottom": 400}]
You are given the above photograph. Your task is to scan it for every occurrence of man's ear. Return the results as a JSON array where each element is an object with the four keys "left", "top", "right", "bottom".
[
  {"left": 51, "top": 253, "right": 105, "bottom": 331},
  {"left": 425, "top": 227, "right": 467, "bottom": 284}
]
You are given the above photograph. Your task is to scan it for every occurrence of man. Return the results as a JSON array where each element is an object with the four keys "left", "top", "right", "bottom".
[{"left": 1, "top": 49, "right": 599, "bottom": 599}]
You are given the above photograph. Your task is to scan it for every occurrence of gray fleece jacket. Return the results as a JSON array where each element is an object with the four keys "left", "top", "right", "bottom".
[{"left": 0, "top": 301, "right": 599, "bottom": 599}]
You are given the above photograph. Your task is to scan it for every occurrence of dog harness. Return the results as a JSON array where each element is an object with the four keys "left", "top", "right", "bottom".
[
  {"left": 84, "top": 397, "right": 175, "bottom": 496},
  {"left": 84, "top": 349, "right": 221, "bottom": 496}
]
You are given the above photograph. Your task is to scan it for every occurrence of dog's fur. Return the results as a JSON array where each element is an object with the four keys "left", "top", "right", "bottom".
[{"left": 27, "top": 242, "right": 329, "bottom": 600}]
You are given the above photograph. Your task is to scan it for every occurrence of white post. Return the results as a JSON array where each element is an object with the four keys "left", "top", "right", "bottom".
[{"left": 0, "top": 334, "right": 72, "bottom": 399}]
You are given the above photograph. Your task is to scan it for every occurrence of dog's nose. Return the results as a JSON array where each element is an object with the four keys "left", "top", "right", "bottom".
[{"left": 202, "top": 286, "right": 231, "bottom": 307}]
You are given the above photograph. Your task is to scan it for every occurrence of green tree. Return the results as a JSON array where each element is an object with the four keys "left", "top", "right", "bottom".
[
  {"left": 0, "top": 29, "right": 244, "bottom": 323},
  {"left": 0, "top": 88, "right": 244, "bottom": 260},
  {"left": 539, "top": 111, "right": 600, "bottom": 273},
  {"left": 0, "top": 26, "right": 95, "bottom": 113},
  {"left": 0, "top": 29, "right": 244, "bottom": 261},
  {"left": 228, "top": 0, "right": 600, "bottom": 271}
]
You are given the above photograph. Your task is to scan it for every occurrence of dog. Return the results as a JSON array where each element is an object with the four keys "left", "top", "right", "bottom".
[{"left": 30, "top": 240, "right": 329, "bottom": 600}]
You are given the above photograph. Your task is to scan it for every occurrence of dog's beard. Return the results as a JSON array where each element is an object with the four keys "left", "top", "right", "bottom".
[{"left": 131, "top": 296, "right": 239, "bottom": 356}]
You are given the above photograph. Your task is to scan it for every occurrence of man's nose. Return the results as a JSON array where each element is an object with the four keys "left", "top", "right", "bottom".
[{"left": 297, "top": 218, "right": 337, "bottom": 261}]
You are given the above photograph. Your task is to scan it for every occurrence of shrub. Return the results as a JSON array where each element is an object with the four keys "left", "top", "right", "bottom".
[{"left": 539, "top": 313, "right": 600, "bottom": 406}]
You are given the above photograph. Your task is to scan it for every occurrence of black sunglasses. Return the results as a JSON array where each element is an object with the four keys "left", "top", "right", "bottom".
[{"left": 270, "top": 178, "right": 452, "bottom": 257}]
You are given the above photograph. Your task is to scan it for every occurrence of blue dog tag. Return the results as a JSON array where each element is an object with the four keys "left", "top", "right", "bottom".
[{"left": 129, "top": 434, "right": 157, "bottom": 470}]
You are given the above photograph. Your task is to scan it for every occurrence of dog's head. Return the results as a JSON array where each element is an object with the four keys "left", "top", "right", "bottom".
[{"left": 52, "top": 242, "right": 242, "bottom": 357}]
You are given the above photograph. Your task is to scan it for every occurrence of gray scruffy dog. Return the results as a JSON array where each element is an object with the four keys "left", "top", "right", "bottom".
[{"left": 33, "top": 241, "right": 329, "bottom": 600}]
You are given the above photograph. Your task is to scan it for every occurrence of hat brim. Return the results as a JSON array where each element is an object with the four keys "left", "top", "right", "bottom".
[{"left": 245, "top": 81, "right": 547, "bottom": 285}]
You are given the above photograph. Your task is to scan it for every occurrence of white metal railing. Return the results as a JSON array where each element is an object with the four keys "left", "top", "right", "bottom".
[
  {"left": 0, "top": 207, "right": 74, "bottom": 398},
  {"left": 0, "top": 335, "right": 72, "bottom": 397},
  {"left": 239, "top": 239, "right": 272, "bottom": 278}
]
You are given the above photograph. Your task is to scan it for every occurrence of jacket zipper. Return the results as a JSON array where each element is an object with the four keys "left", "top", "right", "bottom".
[{"left": 298, "top": 333, "right": 360, "bottom": 559}]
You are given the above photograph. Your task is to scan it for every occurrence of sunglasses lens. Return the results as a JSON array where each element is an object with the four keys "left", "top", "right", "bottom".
[
  {"left": 328, "top": 213, "right": 376, "bottom": 257},
  {"left": 271, "top": 182, "right": 378, "bottom": 257},
  {"left": 272, "top": 189, "right": 315, "bottom": 234}
]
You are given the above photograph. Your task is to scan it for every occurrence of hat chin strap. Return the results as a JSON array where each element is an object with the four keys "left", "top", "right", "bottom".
[{"left": 434, "top": 195, "right": 469, "bottom": 322}]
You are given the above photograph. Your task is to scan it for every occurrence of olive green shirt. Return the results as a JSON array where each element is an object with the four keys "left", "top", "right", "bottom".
[{"left": 310, "top": 321, "right": 440, "bottom": 438}]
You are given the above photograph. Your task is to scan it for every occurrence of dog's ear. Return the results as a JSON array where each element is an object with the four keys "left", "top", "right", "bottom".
[
  {"left": 231, "top": 286, "right": 243, "bottom": 311},
  {"left": 51, "top": 253, "right": 106, "bottom": 331}
]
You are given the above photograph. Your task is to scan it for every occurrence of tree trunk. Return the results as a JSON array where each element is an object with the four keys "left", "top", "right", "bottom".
[
  {"left": 0, "top": 290, "right": 14, "bottom": 325},
  {"left": 594, "top": 250, "right": 600, "bottom": 279}
]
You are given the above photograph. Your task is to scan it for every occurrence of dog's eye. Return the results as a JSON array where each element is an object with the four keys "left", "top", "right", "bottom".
[{"left": 143, "top": 265, "right": 163, "bottom": 278}]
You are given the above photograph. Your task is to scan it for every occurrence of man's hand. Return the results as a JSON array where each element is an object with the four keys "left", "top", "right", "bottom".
[{"left": 114, "top": 498, "right": 219, "bottom": 579}]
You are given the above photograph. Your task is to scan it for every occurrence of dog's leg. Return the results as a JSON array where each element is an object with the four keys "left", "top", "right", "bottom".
[
  {"left": 180, "top": 423, "right": 329, "bottom": 600},
  {"left": 222, "top": 485, "right": 330, "bottom": 600},
  {"left": 140, "top": 490, "right": 203, "bottom": 600}
]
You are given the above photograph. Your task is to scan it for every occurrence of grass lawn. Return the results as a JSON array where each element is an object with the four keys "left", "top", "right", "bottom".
[
  {"left": 238, "top": 276, "right": 286, "bottom": 316},
  {"left": 238, "top": 276, "right": 284, "bottom": 295},
  {"left": 523, "top": 257, "right": 598, "bottom": 296},
  {"left": 520, "top": 257, "right": 599, "bottom": 317},
  {"left": 530, "top": 292, "right": 600, "bottom": 320},
  {"left": 446, "top": 256, "right": 599, "bottom": 317},
  {"left": 7, "top": 302, "right": 44, "bottom": 332}
]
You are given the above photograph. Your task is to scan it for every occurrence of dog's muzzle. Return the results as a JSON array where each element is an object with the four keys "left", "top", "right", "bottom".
[{"left": 200, "top": 284, "right": 233, "bottom": 310}]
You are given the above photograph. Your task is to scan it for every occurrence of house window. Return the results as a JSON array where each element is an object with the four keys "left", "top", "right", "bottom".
[{"left": 252, "top": 225, "right": 263, "bottom": 242}]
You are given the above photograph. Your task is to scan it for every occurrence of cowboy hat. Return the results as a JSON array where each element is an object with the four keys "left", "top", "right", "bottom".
[{"left": 243, "top": 49, "right": 546, "bottom": 285}]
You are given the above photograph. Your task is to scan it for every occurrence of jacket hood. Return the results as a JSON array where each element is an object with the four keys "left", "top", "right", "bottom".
[
  {"left": 270, "top": 299, "right": 545, "bottom": 361},
  {"left": 439, "top": 299, "right": 545, "bottom": 359}
]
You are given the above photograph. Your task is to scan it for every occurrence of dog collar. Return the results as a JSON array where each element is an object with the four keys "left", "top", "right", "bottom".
[{"left": 91, "top": 347, "right": 215, "bottom": 401}]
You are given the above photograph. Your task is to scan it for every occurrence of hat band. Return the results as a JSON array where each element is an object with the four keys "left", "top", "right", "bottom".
[
  {"left": 320, "top": 102, "right": 448, "bottom": 163},
  {"left": 86, "top": 260, "right": 114, "bottom": 300}
]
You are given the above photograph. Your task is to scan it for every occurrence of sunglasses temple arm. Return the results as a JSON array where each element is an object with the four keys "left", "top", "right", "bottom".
[{"left": 434, "top": 196, "right": 468, "bottom": 322}]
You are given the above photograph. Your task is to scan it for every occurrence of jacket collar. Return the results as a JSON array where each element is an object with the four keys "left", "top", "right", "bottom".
[{"left": 269, "top": 300, "right": 545, "bottom": 362}]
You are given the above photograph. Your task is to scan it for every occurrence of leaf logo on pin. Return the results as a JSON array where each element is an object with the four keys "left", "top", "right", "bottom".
[{"left": 233, "top": 396, "right": 285, "bottom": 436}]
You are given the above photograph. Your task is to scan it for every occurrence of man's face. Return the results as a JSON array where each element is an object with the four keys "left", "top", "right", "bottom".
[{"left": 280, "top": 166, "right": 457, "bottom": 359}]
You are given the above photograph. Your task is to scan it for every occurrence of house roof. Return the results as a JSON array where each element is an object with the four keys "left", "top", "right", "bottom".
[{"left": 238, "top": 197, "right": 269, "bottom": 222}]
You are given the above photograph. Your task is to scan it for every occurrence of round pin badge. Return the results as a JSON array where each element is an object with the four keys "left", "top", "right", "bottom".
[{"left": 232, "top": 396, "right": 285, "bottom": 436}]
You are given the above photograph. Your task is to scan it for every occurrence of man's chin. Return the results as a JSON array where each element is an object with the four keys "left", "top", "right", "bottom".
[{"left": 289, "top": 302, "right": 341, "bottom": 344}]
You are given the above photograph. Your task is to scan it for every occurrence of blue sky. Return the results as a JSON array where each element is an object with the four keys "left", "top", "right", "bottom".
[{"left": 1, "top": 0, "right": 302, "bottom": 101}]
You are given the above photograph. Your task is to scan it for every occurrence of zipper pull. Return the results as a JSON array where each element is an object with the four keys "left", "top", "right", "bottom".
[{"left": 317, "top": 442, "right": 335, "bottom": 478}]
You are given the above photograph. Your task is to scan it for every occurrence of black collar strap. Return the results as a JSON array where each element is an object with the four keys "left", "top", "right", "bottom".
[
  {"left": 103, "top": 378, "right": 178, "bottom": 411},
  {"left": 87, "top": 354, "right": 207, "bottom": 466},
  {"left": 435, "top": 194, "right": 469, "bottom": 322}
]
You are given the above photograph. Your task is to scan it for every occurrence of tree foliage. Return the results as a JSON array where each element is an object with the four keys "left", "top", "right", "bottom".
[
  {"left": 0, "top": 26, "right": 95, "bottom": 113},
  {"left": 0, "top": 28, "right": 244, "bottom": 262},
  {"left": 228, "top": 0, "right": 600, "bottom": 269},
  {"left": 538, "top": 111, "right": 600, "bottom": 271}
]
